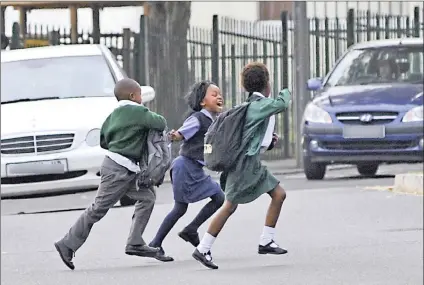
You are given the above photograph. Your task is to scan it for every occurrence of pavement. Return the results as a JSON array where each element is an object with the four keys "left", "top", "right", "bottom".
[{"left": 1, "top": 163, "right": 423, "bottom": 285}]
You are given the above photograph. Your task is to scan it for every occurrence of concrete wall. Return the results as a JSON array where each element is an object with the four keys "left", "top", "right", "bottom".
[
  {"left": 306, "top": 1, "right": 423, "bottom": 18},
  {"left": 190, "top": 1, "right": 258, "bottom": 29},
  {"left": 3, "top": 6, "right": 145, "bottom": 35},
  {"left": 3, "top": 1, "right": 423, "bottom": 35},
  {"left": 2, "top": 2, "right": 259, "bottom": 34}
]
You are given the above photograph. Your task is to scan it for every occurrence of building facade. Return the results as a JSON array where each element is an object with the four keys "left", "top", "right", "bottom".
[{"left": 3, "top": 1, "right": 423, "bottom": 35}]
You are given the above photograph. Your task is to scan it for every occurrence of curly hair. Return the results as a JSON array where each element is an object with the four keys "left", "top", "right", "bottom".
[{"left": 241, "top": 62, "right": 270, "bottom": 94}]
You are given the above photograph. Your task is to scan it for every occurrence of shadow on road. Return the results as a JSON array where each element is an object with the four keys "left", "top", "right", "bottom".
[
  {"left": 326, "top": 174, "right": 395, "bottom": 181},
  {"left": 12, "top": 204, "right": 128, "bottom": 216}
]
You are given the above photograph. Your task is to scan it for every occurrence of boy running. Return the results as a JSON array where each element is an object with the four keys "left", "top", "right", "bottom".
[{"left": 54, "top": 78, "right": 166, "bottom": 270}]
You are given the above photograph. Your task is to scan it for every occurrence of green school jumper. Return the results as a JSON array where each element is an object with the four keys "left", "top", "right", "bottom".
[
  {"left": 100, "top": 103, "right": 167, "bottom": 162},
  {"left": 224, "top": 90, "right": 291, "bottom": 204}
]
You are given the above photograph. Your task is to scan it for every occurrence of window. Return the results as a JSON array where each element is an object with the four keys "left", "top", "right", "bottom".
[
  {"left": 1, "top": 55, "right": 116, "bottom": 103},
  {"left": 324, "top": 45, "right": 423, "bottom": 87}
]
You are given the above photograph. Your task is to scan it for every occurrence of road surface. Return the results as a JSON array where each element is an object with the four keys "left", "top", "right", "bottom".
[{"left": 1, "top": 163, "right": 423, "bottom": 285}]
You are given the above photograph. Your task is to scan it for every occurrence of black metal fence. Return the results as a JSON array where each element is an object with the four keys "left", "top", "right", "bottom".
[{"left": 4, "top": 6, "right": 423, "bottom": 160}]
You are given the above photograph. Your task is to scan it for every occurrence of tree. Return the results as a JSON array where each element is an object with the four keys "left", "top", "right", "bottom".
[{"left": 145, "top": 2, "right": 192, "bottom": 130}]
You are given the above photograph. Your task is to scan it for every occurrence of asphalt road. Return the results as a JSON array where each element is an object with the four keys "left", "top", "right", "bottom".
[{"left": 1, "top": 163, "right": 423, "bottom": 285}]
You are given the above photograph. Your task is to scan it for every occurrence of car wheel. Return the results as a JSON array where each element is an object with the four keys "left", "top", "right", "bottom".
[
  {"left": 120, "top": 195, "right": 136, "bottom": 207},
  {"left": 303, "top": 157, "right": 326, "bottom": 180},
  {"left": 357, "top": 163, "right": 379, "bottom": 176}
]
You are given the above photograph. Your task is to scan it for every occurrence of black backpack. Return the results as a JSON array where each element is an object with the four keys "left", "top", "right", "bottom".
[{"left": 204, "top": 96, "right": 262, "bottom": 172}]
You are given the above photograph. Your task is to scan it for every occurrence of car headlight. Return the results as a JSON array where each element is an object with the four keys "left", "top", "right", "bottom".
[
  {"left": 85, "top": 128, "right": 101, "bottom": 147},
  {"left": 303, "top": 104, "right": 332, "bottom": 124},
  {"left": 402, "top": 105, "right": 423, "bottom": 122}
]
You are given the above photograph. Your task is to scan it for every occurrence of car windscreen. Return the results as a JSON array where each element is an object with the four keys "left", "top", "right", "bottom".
[
  {"left": 1, "top": 55, "right": 116, "bottom": 104},
  {"left": 325, "top": 45, "right": 423, "bottom": 87}
]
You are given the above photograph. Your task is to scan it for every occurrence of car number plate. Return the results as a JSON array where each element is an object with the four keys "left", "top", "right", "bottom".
[
  {"left": 342, "top": 125, "right": 385, "bottom": 139},
  {"left": 6, "top": 159, "right": 68, "bottom": 177}
]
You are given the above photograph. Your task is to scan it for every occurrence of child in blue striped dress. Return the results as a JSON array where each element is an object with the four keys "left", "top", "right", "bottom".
[{"left": 149, "top": 80, "right": 225, "bottom": 261}]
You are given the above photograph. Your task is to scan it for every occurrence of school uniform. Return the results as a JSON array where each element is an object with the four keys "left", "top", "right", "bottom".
[
  {"left": 54, "top": 100, "right": 167, "bottom": 270},
  {"left": 192, "top": 90, "right": 291, "bottom": 270},
  {"left": 149, "top": 108, "right": 224, "bottom": 261},
  {"left": 171, "top": 109, "right": 222, "bottom": 203},
  {"left": 223, "top": 92, "right": 282, "bottom": 204}
]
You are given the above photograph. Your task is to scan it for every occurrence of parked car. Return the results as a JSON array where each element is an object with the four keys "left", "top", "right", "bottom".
[
  {"left": 1, "top": 44, "right": 155, "bottom": 205},
  {"left": 302, "top": 38, "right": 423, "bottom": 180}
]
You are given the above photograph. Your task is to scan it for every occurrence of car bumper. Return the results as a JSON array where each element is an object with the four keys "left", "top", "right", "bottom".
[
  {"left": 1, "top": 146, "right": 105, "bottom": 198},
  {"left": 302, "top": 122, "right": 424, "bottom": 164}
]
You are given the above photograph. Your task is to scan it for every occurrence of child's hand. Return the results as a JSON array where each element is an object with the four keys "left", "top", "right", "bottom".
[
  {"left": 267, "top": 133, "right": 279, "bottom": 151},
  {"left": 278, "top": 89, "right": 292, "bottom": 107},
  {"left": 168, "top": 130, "right": 183, "bottom": 142}
]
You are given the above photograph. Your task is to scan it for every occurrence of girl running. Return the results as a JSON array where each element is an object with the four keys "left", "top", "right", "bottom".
[
  {"left": 192, "top": 62, "right": 291, "bottom": 269},
  {"left": 149, "top": 80, "right": 225, "bottom": 262}
]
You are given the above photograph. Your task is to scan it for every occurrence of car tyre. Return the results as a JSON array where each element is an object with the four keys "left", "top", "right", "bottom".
[
  {"left": 120, "top": 195, "right": 136, "bottom": 207},
  {"left": 303, "top": 157, "right": 326, "bottom": 180},
  {"left": 357, "top": 163, "right": 379, "bottom": 176}
]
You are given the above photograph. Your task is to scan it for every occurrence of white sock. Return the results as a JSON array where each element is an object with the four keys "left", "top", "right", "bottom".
[
  {"left": 197, "top": 233, "right": 216, "bottom": 254},
  {"left": 259, "top": 226, "right": 277, "bottom": 247}
]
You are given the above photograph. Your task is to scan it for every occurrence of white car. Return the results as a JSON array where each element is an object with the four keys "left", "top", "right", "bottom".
[{"left": 1, "top": 44, "right": 155, "bottom": 199}]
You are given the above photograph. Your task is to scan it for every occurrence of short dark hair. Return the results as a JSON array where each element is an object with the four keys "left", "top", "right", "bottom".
[
  {"left": 113, "top": 78, "right": 140, "bottom": 101},
  {"left": 241, "top": 62, "right": 269, "bottom": 93}
]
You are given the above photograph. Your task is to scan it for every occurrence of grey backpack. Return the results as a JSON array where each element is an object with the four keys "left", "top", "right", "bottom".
[{"left": 137, "top": 129, "right": 172, "bottom": 189}]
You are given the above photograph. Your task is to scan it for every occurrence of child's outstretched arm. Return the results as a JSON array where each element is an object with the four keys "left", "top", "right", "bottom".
[
  {"left": 170, "top": 116, "right": 200, "bottom": 142},
  {"left": 256, "top": 89, "right": 292, "bottom": 119}
]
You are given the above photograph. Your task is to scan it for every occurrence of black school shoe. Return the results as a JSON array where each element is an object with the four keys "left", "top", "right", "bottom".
[
  {"left": 258, "top": 240, "right": 288, "bottom": 255},
  {"left": 54, "top": 240, "right": 75, "bottom": 270},
  {"left": 192, "top": 249, "right": 218, "bottom": 269},
  {"left": 178, "top": 230, "right": 200, "bottom": 247},
  {"left": 125, "top": 244, "right": 160, "bottom": 258},
  {"left": 153, "top": 246, "right": 174, "bottom": 262}
]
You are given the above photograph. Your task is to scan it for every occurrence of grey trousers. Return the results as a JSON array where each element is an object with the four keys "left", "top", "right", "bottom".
[{"left": 61, "top": 156, "right": 156, "bottom": 252}]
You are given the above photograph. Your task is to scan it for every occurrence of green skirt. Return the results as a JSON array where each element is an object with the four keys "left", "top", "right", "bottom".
[{"left": 221, "top": 153, "right": 280, "bottom": 204}]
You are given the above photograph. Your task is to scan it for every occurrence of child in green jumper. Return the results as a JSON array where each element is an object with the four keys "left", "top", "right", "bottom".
[
  {"left": 54, "top": 78, "right": 166, "bottom": 270},
  {"left": 192, "top": 62, "right": 291, "bottom": 269}
]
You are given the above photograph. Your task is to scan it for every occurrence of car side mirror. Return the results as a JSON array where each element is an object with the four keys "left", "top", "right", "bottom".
[
  {"left": 306, "top": 78, "right": 323, "bottom": 91},
  {"left": 141, "top": 86, "right": 155, "bottom": 103}
]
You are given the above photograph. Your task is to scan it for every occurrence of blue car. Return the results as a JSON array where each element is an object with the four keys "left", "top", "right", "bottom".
[{"left": 302, "top": 38, "right": 423, "bottom": 180}]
